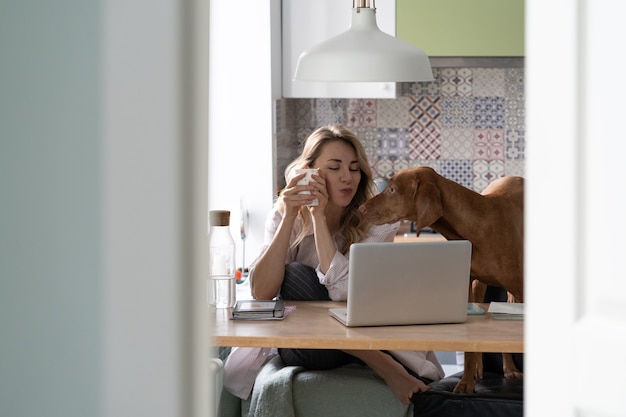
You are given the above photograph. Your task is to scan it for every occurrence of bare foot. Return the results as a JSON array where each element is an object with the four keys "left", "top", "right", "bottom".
[
  {"left": 381, "top": 360, "right": 430, "bottom": 404},
  {"left": 345, "top": 350, "right": 430, "bottom": 404}
]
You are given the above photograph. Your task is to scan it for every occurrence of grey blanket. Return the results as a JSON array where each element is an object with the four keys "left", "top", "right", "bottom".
[{"left": 219, "top": 355, "right": 412, "bottom": 417}]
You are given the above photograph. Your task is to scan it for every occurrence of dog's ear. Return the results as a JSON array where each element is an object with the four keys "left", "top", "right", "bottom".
[{"left": 414, "top": 182, "right": 443, "bottom": 230}]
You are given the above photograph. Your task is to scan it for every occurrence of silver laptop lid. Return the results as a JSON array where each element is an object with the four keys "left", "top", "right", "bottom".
[{"left": 343, "top": 240, "right": 472, "bottom": 327}]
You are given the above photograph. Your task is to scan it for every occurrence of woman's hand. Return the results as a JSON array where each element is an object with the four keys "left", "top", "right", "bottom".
[{"left": 282, "top": 171, "right": 318, "bottom": 216}]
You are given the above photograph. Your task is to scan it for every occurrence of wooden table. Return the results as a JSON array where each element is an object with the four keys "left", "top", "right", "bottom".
[{"left": 213, "top": 301, "right": 523, "bottom": 353}]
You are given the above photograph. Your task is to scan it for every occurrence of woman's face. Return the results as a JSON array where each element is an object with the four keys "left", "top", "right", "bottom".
[{"left": 312, "top": 140, "right": 361, "bottom": 208}]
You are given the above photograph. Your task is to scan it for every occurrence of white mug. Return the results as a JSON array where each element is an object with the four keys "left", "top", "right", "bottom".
[{"left": 295, "top": 168, "right": 319, "bottom": 206}]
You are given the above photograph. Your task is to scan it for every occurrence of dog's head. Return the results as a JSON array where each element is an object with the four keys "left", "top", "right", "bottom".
[{"left": 359, "top": 166, "right": 443, "bottom": 230}]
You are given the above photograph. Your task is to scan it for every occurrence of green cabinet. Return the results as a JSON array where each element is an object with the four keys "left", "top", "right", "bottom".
[{"left": 397, "top": 0, "right": 524, "bottom": 57}]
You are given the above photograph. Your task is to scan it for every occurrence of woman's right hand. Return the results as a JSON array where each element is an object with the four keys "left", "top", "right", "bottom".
[{"left": 282, "top": 172, "right": 317, "bottom": 216}]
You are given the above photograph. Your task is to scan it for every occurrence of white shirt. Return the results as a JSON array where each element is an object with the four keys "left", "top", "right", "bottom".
[{"left": 249, "top": 207, "right": 400, "bottom": 301}]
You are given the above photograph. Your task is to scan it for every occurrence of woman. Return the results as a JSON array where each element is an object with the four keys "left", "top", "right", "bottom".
[{"left": 245, "top": 125, "right": 444, "bottom": 404}]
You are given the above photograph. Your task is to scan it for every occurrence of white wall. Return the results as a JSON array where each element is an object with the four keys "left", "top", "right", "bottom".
[
  {"left": 103, "top": 1, "right": 211, "bottom": 416},
  {"left": 0, "top": 1, "right": 210, "bottom": 416},
  {"left": 208, "top": 1, "right": 281, "bottom": 272},
  {"left": 526, "top": 1, "right": 626, "bottom": 416}
]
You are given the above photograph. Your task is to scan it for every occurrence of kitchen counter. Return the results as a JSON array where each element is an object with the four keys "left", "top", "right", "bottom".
[
  {"left": 394, "top": 221, "right": 446, "bottom": 242},
  {"left": 394, "top": 232, "right": 446, "bottom": 243}
]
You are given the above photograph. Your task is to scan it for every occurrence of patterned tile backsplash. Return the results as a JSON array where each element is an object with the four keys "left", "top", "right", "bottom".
[{"left": 275, "top": 66, "right": 525, "bottom": 194}]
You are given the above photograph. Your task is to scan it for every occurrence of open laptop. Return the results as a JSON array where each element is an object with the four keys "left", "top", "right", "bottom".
[{"left": 329, "top": 240, "right": 472, "bottom": 327}]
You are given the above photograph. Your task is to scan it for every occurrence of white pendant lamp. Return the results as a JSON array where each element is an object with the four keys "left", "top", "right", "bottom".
[{"left": 293, "top": 0, "right": 434, "bottom": 83}]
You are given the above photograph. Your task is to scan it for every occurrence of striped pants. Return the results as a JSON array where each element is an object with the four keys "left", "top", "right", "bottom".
[{"left": 278, "top": 262, "right": 364, "bottom": 369}]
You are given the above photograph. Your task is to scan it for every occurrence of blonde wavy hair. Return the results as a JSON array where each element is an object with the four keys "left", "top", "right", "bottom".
[{"left": 277, "top": 125, "right": 376, "bottom": 254}]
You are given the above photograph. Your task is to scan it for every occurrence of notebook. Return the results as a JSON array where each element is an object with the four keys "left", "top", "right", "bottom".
[{"left": 329, "top": 240, "right": 472, "bottom": 327}]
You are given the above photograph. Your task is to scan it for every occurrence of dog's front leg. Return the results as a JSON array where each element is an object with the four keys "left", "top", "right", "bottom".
[
  {"left": 453, "top": 351, "right": 481, "bottom": 393},
  {"left": 502, "top": 292, "right": 523, "bottom": 379},
  {"left": 454, "top": 279, "right": 491, "bottom": 393}
]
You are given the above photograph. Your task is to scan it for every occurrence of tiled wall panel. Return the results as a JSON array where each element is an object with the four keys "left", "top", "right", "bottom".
[{"left": 275, "top": 67, "right": 525, "bottom": 193}]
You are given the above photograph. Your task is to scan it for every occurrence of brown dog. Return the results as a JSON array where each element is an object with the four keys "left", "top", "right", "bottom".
[{"left": 359, "top": 166, "right": 524, "bottom": 394}]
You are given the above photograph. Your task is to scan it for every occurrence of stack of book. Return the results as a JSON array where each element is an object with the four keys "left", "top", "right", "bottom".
[
  {"left": 487, "top": 302, "right": 524, "bottom": 320},
  {"left": 232, "top": 299, "right": 285, "bottom": 320}
]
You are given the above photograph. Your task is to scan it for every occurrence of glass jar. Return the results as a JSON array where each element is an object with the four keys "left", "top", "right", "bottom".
[{"left": 208, "top": 210, "right": 236, "bottom": 308}]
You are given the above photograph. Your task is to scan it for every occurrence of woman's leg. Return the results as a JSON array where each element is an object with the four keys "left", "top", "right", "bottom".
[
  {"left": 279, "top": 263, "right": 432, "bottom": 403},
  {"left": 279, "top": 347, "right": 361, "bottom": 370},
  {"left": 278, "top": 263, "right": 359, "bottom": 369}
]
